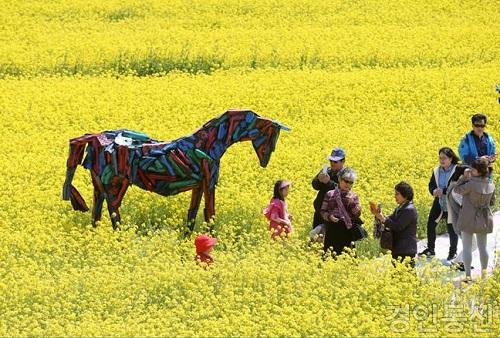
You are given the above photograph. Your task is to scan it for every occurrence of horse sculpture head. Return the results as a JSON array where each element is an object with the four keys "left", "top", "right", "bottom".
[
  {"left": 251, "top": 116, "right": 291, "bottom": 167},
  {"left": 198, "top": 109, "right": 291, "bottom": 166}
]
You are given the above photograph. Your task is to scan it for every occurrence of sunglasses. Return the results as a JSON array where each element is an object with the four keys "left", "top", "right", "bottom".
[
  {"left": 343, "top": 179, "right": 354, "bottom": 185},
  {"left": 473, "top": 124, "right": 486, "bottom": 128}
]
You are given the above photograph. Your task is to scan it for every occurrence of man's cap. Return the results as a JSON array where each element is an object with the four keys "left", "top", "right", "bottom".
[{"left": 328, "top": 147, "right": 346, "bottom": 161}]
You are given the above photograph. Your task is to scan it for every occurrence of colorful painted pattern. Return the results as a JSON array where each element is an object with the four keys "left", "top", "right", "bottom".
[{"left": 63, "top": 109, "right": 290, "bottom": 229}]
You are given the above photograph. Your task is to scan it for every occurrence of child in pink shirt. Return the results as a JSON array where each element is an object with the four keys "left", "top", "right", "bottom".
[{"left": 263, "top": 180, "right": 293, "bottom": 239}]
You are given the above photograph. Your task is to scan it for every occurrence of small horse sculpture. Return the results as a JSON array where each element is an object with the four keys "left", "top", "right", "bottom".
[{"left": 63, "top": 109, "right": 290, "bottom": 230}]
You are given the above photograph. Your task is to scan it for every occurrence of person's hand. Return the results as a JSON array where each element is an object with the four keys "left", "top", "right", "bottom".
[
  {"left": 318, "top": 173, "right": 330, "bottom": 184},
  {"left": 433, "top": 188, "right": 443, "bottom": 197},
  {"left": 329, "top": 215, "right": 339, "bottom": 223},
  {"left": 374, "top": 211, "right": 385, "bottom": 223},
  {"left": 369, "top": 201, "right": 380, "bottom": 215},
  {"left": 489, "top": 154, "right": 496, "bottom": 162}
]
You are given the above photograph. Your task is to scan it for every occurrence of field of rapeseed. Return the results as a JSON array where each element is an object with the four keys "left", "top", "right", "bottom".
[{"left": 0, "top": 0, "right": 499, "bottom": 336}]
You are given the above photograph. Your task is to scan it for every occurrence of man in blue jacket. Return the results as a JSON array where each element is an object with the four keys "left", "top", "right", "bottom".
[{"left": 458, "top": 113, "right": 496, "bottom": 172}]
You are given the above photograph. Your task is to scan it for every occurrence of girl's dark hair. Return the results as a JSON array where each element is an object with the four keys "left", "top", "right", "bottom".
[
  {"left": 273, "top": 180, "right": 285, "bottom": 200},
  {"left": 395, "top": 181, "right": 414, "bottom": 201},
  {"left": 439, "top": 147, "right": 460, "bottom": 165},
  {"left": 471, "top": 158, "right": 489, "bottom": 177}
]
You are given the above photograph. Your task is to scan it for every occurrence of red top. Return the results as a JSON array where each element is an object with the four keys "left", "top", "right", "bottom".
[{"left": 263, "top": 198, "right": 292, "bottom": 238}]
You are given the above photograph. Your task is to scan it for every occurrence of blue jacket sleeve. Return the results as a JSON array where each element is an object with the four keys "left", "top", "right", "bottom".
[{"left": 458, "top": 135, "right": 474, "bottom": 164}]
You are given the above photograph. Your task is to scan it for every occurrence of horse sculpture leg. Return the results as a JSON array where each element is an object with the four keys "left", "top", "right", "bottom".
[
  {"left": 203, "top": 188, "right": 215, "bottom": 223},
  {"left": 187, "top": 186, "right": 204, "bottom": 232},
  {"left": 104, "top": 175, "right": 129, "bottom": 230},
  {"left": 92, "top": 189, "right": 105, "bottom": 226},
  {"left": 200, "top": 159, "right": 216, "bottom": 223},
  {"left": 90, "top": 170, "right": 105, "bottom": 227}
]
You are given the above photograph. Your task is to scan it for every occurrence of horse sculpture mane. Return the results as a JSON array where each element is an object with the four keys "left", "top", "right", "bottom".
[{"left": 63, "top": 109, "right": 290, "bottom": 230}]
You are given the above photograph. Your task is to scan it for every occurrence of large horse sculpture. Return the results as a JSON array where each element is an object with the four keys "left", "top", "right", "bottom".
[{"left": 63, "top": 109, "right": 290, "bottom": 230}]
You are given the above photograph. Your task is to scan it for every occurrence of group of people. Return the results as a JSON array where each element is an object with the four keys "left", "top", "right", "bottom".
[
  {"left": 196, "top": 113, "right": 496, "bottom": 281},
  {"left": 308, "top": 147, "right": 419, "bottom": 267},
  {"left": 262, "top": 113, "right": 496, "bottom": 281},
  {"left": 420, "top": 113, "right": 495, "bottom": 280}
]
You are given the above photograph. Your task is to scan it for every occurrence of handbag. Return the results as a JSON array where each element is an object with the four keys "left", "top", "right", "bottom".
[
  {"left": 380, "top": 229, "right": 393, "bottom": 250},
  {"left": 349, "top": 218, "right": 368, "bottom": 242},
  {"left": 373, "top": 217, "right": 392, "bottom": 249}
]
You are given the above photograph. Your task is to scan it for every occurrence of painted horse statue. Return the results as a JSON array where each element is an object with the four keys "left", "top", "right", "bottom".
[{"left": 63, "top": 109, "right": 290, "bottom": 230}]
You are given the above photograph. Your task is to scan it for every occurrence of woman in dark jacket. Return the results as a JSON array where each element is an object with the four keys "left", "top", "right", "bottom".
[
  {"left": 419, "top": 147, "right": 466, "bottom": 260},
  {"left": 371, "top": 181, "right": 418, "bottom": 267}
]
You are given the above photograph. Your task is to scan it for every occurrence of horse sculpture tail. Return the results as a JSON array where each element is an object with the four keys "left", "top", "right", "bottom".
[{"left": 62, "top": 136, "right": 92, "bottom": 212}]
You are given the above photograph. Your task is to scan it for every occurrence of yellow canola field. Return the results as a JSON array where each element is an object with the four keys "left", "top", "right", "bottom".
[
  {"left": 1, "top": 0, "right": 500, "bottom": 336},
  {"left": 1, "top": 0, "right": 500, "bottom": 76},
  {"left": 0, "top": 68, "right": 498, "bottom": 336}
]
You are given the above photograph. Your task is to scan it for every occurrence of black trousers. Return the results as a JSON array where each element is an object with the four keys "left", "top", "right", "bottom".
[
  {"left": 426, "top": 200, "right": 458, "bottom": 255},
  {"left": 312, "top": 210, "right": 323, "bottom": 229},
  {"left": 323, "top": 220, "right": 354, "bottom": 256}
]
